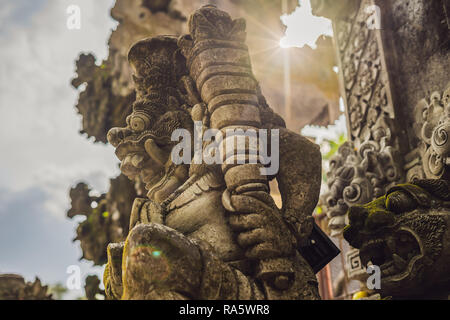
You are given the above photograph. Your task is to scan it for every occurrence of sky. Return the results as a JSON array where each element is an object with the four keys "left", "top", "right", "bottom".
[
  {"left": 0, "top": 0, "right": 339, "bottom": 299},
  {"left": 0, "top": 0, "right": 119, "bottom": 299}
]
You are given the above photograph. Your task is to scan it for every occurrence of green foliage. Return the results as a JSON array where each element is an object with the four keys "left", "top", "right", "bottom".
[
  {"left": 321, "top": 132, "right": 347, "bottom": 183},
  {"left": 315, "top": 132, "right": 347, "bottom": 215},
  {"left": 323, "top": 133, "right": 347, "bottom": 161}
]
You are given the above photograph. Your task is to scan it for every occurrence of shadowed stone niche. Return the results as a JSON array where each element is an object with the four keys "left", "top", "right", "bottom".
[{"left": 102, "top": 5, "right": 339, "bottom": 300}]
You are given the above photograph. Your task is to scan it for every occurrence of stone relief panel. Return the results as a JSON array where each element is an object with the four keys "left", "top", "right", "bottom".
[
  {"left": 346, "top": 247, "right": 366, "bottom": 280},
  {"left": 322, "top": 137, "right": 403, "bottom": 236}
]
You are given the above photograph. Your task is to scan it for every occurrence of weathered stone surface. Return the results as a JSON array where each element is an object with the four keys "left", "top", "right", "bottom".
[
  {"left": 84, "top": 275, "right": 105, "bottom": 300},
  {"left": 68, "top": 174, "right": 136, "bottom": 265},
  {"left": 70, "top": 0, "right": 341, "bottom": 272},
  {"left": 103, "top": 5, "right": 327, "bottom": 300},
  {"left": 344, "top": 179, "right": 450, "bottom": 299},
  {"left": 312, "top": 0, "right": 449, "bottom": 231},
  {"left": 408, "top": 85, "right": 450, "bottom": 181},
  {"left": 0, "top": 274, "right": 52, "bottom": 300},
  {"left": 385, "top": 0, "right": 450, "bottom": 151},
  {"left": 321, "top": 138, "right": 403, "bottom": 236},
  {"left": 73, "top": 0, "right": 340, "bottom": 145},
  {"left": 311, "top": 0, "right": 406, "bottom": 237},
  {"left": 310, "top": 0, "right": 360, "bottom": 19},
  {"left": 312, "top": 0, "right": 449, "bottom": 299}
]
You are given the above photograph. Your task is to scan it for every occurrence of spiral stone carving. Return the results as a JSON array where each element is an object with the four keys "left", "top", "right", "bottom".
[
  {"left": 432, "top": 123, "right": 449, "bottom": 152},
  {"left": 321, "top": 139, "right": 402, "bottom": 236},
  {"left": 413, "top": 85, "right": 450, "bottom": 179}
]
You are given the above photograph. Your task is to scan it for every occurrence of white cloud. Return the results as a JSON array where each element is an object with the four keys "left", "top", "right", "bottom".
[
  {"left": 0, "top": 0, "right": 119, "bottom": 293},
  {"left": 0, "top": 0, "right": 119, "bottom": 218}
]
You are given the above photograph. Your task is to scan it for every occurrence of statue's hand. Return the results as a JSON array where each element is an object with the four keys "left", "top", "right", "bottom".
[
  {"left": 120, "top": 222, "right": 262, "bottom": 300},
  {"left": 121, "top": 223, "right": 202, "bottom": 300},
  {"left": 226, "top": 191, "right": 296, "bottom": 260}
]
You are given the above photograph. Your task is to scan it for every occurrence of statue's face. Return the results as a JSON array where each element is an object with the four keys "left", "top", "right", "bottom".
[
  {"left": 106, "top": 36, "right": 194, "bottom": 202},
  {"left": 108, "top": 102, "right": 169, "bottom": 185},
  {"left": 343, "top": 185, "right": 450, "bottom": 297},
  {"left": 107, "top": 100, "right": 192, "bottom": 201}
]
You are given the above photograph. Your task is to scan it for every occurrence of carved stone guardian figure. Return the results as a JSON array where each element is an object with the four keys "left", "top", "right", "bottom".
[
  {"left": 104, "top": 5, "right": 329, "bottom": 300},
  {"left": 344, "top": 178, "right": 450, "bottom": 299}
]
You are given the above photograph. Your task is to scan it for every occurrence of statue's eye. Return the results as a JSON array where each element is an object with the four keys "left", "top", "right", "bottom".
[
  {"left": 385, "top": 191, "right": 417, "bottom": 214},
  {"left": 130, "top": 113, "right": 150, "bottom": 132}
]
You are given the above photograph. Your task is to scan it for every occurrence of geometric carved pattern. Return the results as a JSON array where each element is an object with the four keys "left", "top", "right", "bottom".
[{"left": 346, "top": 248, "right": 366, "bottom": 280}]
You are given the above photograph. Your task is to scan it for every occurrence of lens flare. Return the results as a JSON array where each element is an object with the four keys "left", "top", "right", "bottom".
[{"left": 129, "top": 245, "right": 171, "bottom": 282}]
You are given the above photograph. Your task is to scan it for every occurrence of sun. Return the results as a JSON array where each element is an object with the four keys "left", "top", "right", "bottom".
[{"left": 279, "top": 0, "right": 333, "bottom": 49}]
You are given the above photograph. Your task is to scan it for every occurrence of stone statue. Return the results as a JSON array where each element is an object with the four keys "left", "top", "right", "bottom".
[
  {"left": 343, "top": 178, "right": 450, "bottom": 299},
  {"left": 0, "top": 274, "right": 52, "bottom": 300},
  {"left": 68, "top": 174, "right": 136, "bottom": 265},
  {"left": 84, "top": 275, "right": 105, "bottom": 300},
  {"left": 104, "top": 5, "right": 326, "bottom": 300}
]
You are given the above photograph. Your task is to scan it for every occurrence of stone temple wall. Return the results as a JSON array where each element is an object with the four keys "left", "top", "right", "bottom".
[{"left": 311, "top": 0, "right": 449, "bottom": 298}]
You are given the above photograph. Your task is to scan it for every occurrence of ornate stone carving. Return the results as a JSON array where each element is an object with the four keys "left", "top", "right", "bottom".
[
  {"left": 67, "top": 174, "right": 136, "bottom": 265},
  {"left": 0, "top": 274, "right": 52, "bottom": 300},
  {"left": 102, "top": 6, "right": 339, "bottom": 300},
  {"left": 346, "top": 248, "right": 366, "bottom": 280},
  {"left": 84, "top": 275, "right": 105, "bottom": 300},
  {"left": 71, "top": 0, "right": 188, "bottom": 143},
  {"left": 312, "top": 0, "right": 450, "bottom": 299},
  {"left": 336, "top": 1, "right": 396, "bottom": 141},
  {"left": 318, "top": 0, "right": 404, "bottom": 235},
  {"left": 408, "top": 85, "right": 450, "bottom": 180},
  {"left": 343, "top": 178, "right": 450, "bottom": 299},
  {"left": 322, "top": 138, "right": 403, "bottom": 236},
  {"left": 72, "top": 0, "right": 340, "bottom": 144},
  {"left": 69, "top": 0, "right": 342, "bottom": 266}
]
